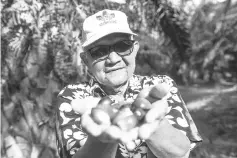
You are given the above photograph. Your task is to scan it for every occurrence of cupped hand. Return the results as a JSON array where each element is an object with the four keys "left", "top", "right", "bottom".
[
  {"left": 80, "top": 111, "right": 123, "bottom": 143},
  {"left": 134, "top": 84, "right": 170, "bottom": 140},
  {"left": 70, "top": 84, "right": 171, "bottom": 150},
  {"left": 71, "top": 96, "right": 122, "bottom": 143},
  {"left": 71, "top": 96, "right": 138, "bottom": 146},
  {"left": 138, "top": 99, "right": 169, "bottom": 140}
]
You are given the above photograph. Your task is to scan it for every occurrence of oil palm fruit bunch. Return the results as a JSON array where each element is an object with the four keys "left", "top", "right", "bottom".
[
  {"left": 90, "top": 96, "right": 152, "bottom": 131},
  {"left": 72, "top": 84, "right": 169, "bottom": 131}
]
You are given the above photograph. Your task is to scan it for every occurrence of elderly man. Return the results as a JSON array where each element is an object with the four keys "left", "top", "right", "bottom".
[{"left": 55, "top": 9, "right": 202, "bottom": 158}]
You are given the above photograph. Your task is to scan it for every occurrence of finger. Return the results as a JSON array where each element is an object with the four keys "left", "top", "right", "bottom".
[
  {"left": 145, "top": 99, "right": 168, "bottom": 123},
  {"left": 136, "top": 87, "right": 152, "bottom": 98},
  {"left": 81, "top": 113, "right": 103, "bottom": 137},
  {"left": 132, "top": 98, "right": 152, "bottom": 110},
  {"left": 98, "top": 125, "right": 122, "bottom": 143},
  {"left": 104, "top": 125, "right": 122, "bottom": 140},
  {"left": 120, "top": 127, "right": 139, "bottom": 146},
  {"left": 138, "top": 121, "right": 159, "bottom": 140},
  {"left": 120, "top": 131, "right": 131, "bottom": 144},
  {"left": 126, "top": 127, "right": 139, "bottom": 141}
]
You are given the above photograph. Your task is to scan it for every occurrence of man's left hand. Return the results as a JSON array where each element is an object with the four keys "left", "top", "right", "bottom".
[
  {"left": 138, "top": 98, "right": 169, "bottom": 140},
  {"left": 121, "top": 85, "right": 171, "bottom": 150}
]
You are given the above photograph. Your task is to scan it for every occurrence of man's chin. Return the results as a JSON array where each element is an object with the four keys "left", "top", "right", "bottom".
[
  {"left": 108, "top": 77, "right": 128, "bottom": 87},
  {"left": 106, "top": 75, "right": 128, "bottom": 87}
]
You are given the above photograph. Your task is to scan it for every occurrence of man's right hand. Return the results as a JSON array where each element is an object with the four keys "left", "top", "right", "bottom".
[
  {"left": 81, "top": 110, "right": 124, "bottom": 143},
  {"left": 71, "top": 97, "right": 124, "bottom": 144}
]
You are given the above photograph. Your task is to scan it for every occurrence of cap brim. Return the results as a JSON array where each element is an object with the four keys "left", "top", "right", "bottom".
[{"left": 82, "top": 28, "right": 137, "bottom": 48}]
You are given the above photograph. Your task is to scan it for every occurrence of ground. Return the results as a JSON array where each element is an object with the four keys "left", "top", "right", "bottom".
[{"left": 179, "top": 84, "right": 237, "bottom": 158}]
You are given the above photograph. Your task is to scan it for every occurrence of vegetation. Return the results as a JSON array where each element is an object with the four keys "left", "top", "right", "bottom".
[{"left": 1, "top": 0, "right": 237, "bottom": 157}]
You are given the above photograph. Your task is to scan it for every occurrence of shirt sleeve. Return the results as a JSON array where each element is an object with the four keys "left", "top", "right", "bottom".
[
  {"left": 143, "top": 75, "right": 203, "bottom": 150},
  {"left": 55, "top": 86, "right": 88, "bottom": 158}
]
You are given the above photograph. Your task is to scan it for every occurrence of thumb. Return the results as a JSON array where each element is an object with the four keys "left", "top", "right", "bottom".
[
  {"left": 138, "top": 121, "right": 159, "bottom": 140},
  {"left": 145, "top": 99, "right": 168, "bottom": 123},
  {"left": 136, "top": 87, "right": 152, "bottom": 98}
]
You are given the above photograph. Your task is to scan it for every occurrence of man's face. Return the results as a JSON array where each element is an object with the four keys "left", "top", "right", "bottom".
[{"left": 82, "top": 33, "right": 139, "bottom": 88}]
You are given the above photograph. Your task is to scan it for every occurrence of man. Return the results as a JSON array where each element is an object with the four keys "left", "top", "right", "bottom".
[{"left": 55, "top": 9, "right": 202, "bottom": 158}]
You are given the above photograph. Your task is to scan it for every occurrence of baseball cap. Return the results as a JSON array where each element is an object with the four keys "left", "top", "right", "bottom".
[{"left": 81, "top": 9, "right": 137, "bottom": 48}]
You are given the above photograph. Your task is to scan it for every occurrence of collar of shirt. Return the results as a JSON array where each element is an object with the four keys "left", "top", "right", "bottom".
[{"left": 88, "top": 75, "right": 142, "bottom": 101}]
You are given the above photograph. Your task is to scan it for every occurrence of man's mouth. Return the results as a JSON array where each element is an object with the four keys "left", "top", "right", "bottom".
[{"left": 105, "top": 67, "right": 124, "bottom": 73}]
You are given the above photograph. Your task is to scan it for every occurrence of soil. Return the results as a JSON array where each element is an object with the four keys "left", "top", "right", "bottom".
[{"left": 179, "top": 84, "right": 237, "bottom": 158}]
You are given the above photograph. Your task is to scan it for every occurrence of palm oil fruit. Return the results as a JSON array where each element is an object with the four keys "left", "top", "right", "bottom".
[
  {"left": 133, "top": 108, "right": 146, "bottom": 121},
  {"left": 97, "top": 96, "right": 118, "bottom": 120},
  {"left": 112, "top": 106, "right": 133, "bottom": 125},
  {"left": 91, "top": 108, "right": 111, "bottom": 125},
  {"left": 132, "top": 98, "right": 152, "bottom": 110},
  {"left": 97, "top": 96, "right": 113, "bottom": 108},
  {"left": 115, "top": 114, "right": 138, "bottom": 131}
]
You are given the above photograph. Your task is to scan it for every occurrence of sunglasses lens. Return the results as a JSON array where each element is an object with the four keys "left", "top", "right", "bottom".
[
  {"left": 90, "top": 46, "right": 109, "bottom": 59},
  {"left": 114, "top": 40, "right": 134, "bottom": 54},
  {"left": 89, "top": 40, "right": 134, "bottom": 60}
]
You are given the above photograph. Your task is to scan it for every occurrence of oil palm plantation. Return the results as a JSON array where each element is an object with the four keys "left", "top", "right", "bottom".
[{"left": 1, "top": 0, "right": 236, "bottom": 157}]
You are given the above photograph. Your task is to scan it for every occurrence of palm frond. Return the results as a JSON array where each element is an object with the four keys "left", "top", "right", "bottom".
[{"left": 155, "top": 0, "right": 191, "bottom": 61}]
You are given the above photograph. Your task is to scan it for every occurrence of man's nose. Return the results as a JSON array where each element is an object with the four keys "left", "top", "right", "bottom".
[{"left": 106, "top": 51, "right": 121, "bottom": 64}]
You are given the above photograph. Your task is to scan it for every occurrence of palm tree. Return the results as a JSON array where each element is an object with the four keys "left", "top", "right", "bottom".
[
  {"left": 1, "top": 0, "right": 87, "bottom": 157},
  {"left": 0, "top": 0, "right": 192, "bottom": 156},
  {"left": 2, "top": 0, "right": 236, "bottom": 157}
]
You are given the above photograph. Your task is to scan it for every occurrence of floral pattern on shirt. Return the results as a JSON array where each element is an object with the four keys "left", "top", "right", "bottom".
[{"left": 55, "top": 75, "right": 202, "bottom": 158}]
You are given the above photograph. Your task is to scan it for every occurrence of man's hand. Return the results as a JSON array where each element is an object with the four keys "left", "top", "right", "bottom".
[
  {"left": 120, "top": 84, "right": 171, "bottom": 150},
  {"left": 70, "top": 83, "right": 172, "bottom": 151},
  {"left": 71, "top": 97, "right": 122, "bottom": 143},
  {"left": 80, "top": 112, "right": 123, "bottom": 143},
  {"left": 138, "top": 99, "right": 169, "bottom": 140},
  {"left": 135, "top": 85, "right": 191, "bottom": 158},
  {"left": 134, "top": 84, "right": 171, "bottom": 140},
  {"left": 71, "top": 96, "right": 136, "bottom": 145}
]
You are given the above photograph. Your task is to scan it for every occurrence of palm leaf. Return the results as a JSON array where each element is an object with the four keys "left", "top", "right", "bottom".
[
  {"left": 4, "top": 135, "right": 24, "bottom": 158},
  {"left": 155, "top": 0, "right": 191, "bottom": 61}
]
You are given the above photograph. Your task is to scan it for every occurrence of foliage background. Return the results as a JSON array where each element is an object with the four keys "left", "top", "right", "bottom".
[{"left": 1, "top": 0, "right": 237, "bottom": 158}]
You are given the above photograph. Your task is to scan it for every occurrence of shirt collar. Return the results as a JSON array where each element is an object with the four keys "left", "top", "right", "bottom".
[{"left": 89, "top": 76, "right": 133, "bottom": 98}]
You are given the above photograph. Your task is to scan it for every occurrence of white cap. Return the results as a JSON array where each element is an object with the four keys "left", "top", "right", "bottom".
[{"left": 82, "top": 9, "right": 137, "bottom": 48}]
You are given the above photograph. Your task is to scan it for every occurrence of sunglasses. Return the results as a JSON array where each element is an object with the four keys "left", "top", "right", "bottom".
[{"left": 88, "top": 40, "right": 135, "bottom": 61}]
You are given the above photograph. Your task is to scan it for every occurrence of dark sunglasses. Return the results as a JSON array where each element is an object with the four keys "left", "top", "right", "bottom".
[{"left": 88, "top": 40, "right": 135, "bottom": 61}]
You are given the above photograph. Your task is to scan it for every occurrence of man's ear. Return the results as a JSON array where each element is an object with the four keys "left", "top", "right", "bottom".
[
  {"left": 80, "top": 52, "right": 89, "bottom": 65},
  {"left": 133, "top": 41, "right": 140, "bottom": 55}
]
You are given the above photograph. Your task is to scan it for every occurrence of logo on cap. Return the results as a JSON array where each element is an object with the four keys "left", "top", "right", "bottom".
[{"left": 96, "top": 10, "right": 116, "bottom": 26}]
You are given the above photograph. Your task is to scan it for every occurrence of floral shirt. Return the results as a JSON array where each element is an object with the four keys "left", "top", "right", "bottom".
[{"left": 55, "top": 75, "right": 202, "bottom": 158}]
